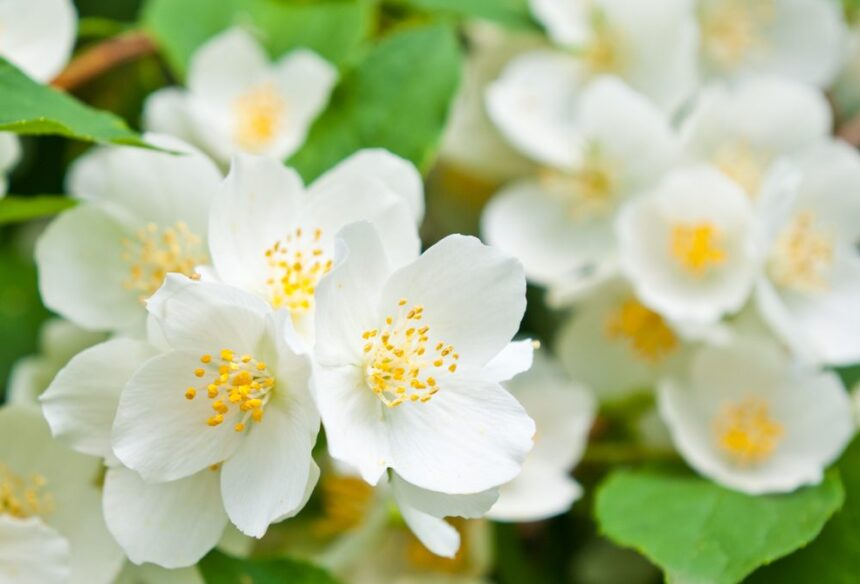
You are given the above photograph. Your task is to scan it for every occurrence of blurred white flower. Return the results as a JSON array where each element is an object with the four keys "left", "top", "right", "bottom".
[
  {"left": 0, "top": 0, "right": 76, "bottom": 82},
  {"left": 488, "top": 352, "right": 595, "bottom": 522},
  {"left": 484, "top": 77, "right": 675, "bottom": 298},
  {"left": 756, "top": 140, "right": 860, "bottom": 366},
  {"left": 0, "top": 133, "right": 21, "bottom": 196},
  {"left": 313, "top": 222, "right": 534, "bottom": 496},
  {"left": 555, "top": 280, "right": 687, "bottom": 402},
  {"left": 35, "top": 135, "right": 222, "bottom": 334},
  {"left": 8, "top": 318, "right": 106, "bottom": 405},
  {"left": 0, "top": 405, "right": 123, "bottom": 584},
  {"left": 508, "top": 0, "right": 698, "bottom": 113},
  {"left": 144, "top": 27, "right": 337, "bottom": 166},
  {"left": 207, "top": 151, "right": 422, "bottom": 341},
  {"left": 659, "top": 336, "right": 854, "bottom": 494},
  {"left": 681, "top": 77, "right": 832, "bottom": 198},
  {"left": 698, "top": 0, "right": 847, "bottom": 87},
  {"left": 617, "top": 166, "right": 758, "bottom": 326}
]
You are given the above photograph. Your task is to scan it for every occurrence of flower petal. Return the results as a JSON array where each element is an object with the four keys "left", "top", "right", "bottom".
[
  {"left": 482, "top": 339, "right": 535, "bottom": 383},
  {"left": 0, "top": 516, "right": 70, "bottom": 584},
  {"left": 488, "top": 460, "right": 582, "bottom": 522}
]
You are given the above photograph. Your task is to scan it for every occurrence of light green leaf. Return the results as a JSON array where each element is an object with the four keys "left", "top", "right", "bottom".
[
  {"left": 199, "top": 549, "right": 342, "bottom": 584},
  {"left": 746, "top": 438, "right": 860, "bottom": 583},
  {"left": 0, "top": 59, "right": 146, "bottom": 146},
  {"left": 0, "top": 196, "right": 75, "bottom": 225},
  {"left": 394, "top": 0, "right": 538, "bottom": 29},
  {"left": 595, "top": 469, "right": 844, "bottom": 584},
  {"left": 142, "top": 0, "right": 374, "bottom": 79},
  {"left": 288, "top": 24, "right": 463, "bottom": 182}
]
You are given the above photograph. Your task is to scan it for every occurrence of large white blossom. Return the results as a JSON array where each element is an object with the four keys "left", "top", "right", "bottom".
[
  {"left": 0, "top": 0, "right": 76, "bottom": 82},
  {"left": 35, "top": 135, "right": 222, "bottom": 334},
  {"left": 756, "top": 140, "right": 860, "bottom": 366},
  {"left": 145, "top": 27, "right": 337, "bottom": 165},
  {"left": 659, "top": 336, "right": 854, "bottom": 494},
  {"left": 0, "top": 405, "right": 123, "bottom": 584}
]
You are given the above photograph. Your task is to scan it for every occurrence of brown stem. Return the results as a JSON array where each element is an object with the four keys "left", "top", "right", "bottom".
[
  {"left": 837, "top": 113, "right": 860, "bottom": 147},
  {"left": 51, "top": 32, "right": 157, "bottom": 92}
]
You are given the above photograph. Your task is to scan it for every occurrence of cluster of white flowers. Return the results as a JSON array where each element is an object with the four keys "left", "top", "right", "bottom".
[{"left": 482, "top": 0, "right": 858, "bottom": 497}]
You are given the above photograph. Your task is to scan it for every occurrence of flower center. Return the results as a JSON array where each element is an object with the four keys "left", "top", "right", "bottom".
[
  {"left": 581, "top": 14, "right": 624, "bottom": 75},
  {"left": 185, "top": 349, "right": 276, "bottom": 432},
  {"left": 769, "top": 211, "right": 834, "bottom": 294},
  {"left": 264, "top": 227, "right": 333, "bottom": 315},
  {"left": 0, "top": 464, "right": 53, "bottom": 519},
  {"left": 233, "top": 83, "right": 287, "bottom": 152},
  {"left": 713, "top": 397, "right": 783, "bottom": 465},
  {"left": 121, "top": 221, "right": 207, "bottom": 302},
  {"left": 362, "top": 299, "right": 458, "bottom": 408},
  {"left": 313, "top": 476, "right": 375, "bottom": 537},
  {"left": 540, "top": 156, "right": 616, "bottom": 220},
  {"left": 605, "top": 298, "right": 678, "bottom": 362},
  {"left": 712, "top": 142, "right": 767, "bottom": 197},
  {"left": 670, "top": 222, "right": 726, "bottom": 277},
  {"left": 701, "top": 0, "right": 773, "bottom": 69}
]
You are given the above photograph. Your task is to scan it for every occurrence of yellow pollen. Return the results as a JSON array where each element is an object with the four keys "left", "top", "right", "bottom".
[
  {"left": 713, "top": 142, "right": 766, "bottom": 197},
  {"left": 769, "top": 211, "right": 834, "bottom": 294},
  {"left": 121, "top": 221, "right": 207, "bottom": 302},
  {"left": 701, "top": 0, "right": 774, "bottom": 69},
  {"left": 187, "top": 349, "right": 276, "bottom": 430},
  {"left": 581, "top": 16, "right": 624, "bottom": 75},
  {"left": 200, "top": 354, "right": 212, "bottom": 364},
  {"left": 713, "top": 397, "right": 783, "bottom": 465},
  {"left": 670, "top": 222, "right": 726, "bottom": 276},
  {"left": 233, "top": 83, "right": 287, "bottom": 152},
  {"left": 362, "top": 299, "right": 456, "bottom": 408},
  {"left": 0, "top": 465, "right": 54, "bottom": 519},
  {"left": 264, "top": 226, "right": 332, "bottom": 315},
  {"left": 605, "top": 298, "right": 678, "bottom": 363},
  {"left": 313, "top": 476, "right": 376, "bottom": 537}
]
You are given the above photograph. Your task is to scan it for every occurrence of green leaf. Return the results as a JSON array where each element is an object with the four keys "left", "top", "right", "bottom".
[
  {"left": 199, "top": 549, "right": 342, "bottom": 584},
  {"left": 0, "top": 196, "right": 75, "bottom": 225},
  {"left": 142, "top": 0, "right": 374, "bottom": 79},
  {"left": 288, "top": 24, "right": 462, "bottom": 182},
  {"left": 595, "top": 469, "right": 844, "bottom": 584},
  {"left": 746, "top": 438, "right": 860, "bottom": 583},
  {"left": 0, "top": 59, "right": 146, "bottom": 146},
  {"left": 394, "top": 0, "right": 538, "bottom": 29}
]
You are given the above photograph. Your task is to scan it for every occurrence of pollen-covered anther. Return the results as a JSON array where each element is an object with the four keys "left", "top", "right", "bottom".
[
  {"left": 713, "top": 396, "right": 783, "bottom": 466},
  {"left": 233, "top": 82, "right": 287, "bottom": 152},
  {"left": 769, "top": 211, "right": 834, "bottom": 294},
  {"left": 121, "top": 221, "right": 208, "bottom": 302},
  {"left": 264, "top": 226, "right": 333, "bottom": 314},
  {"left": 0, "top": 464, "right": 53, "bottom": 519},
  {"left": 670, "top": 221, "right": 726, "bottom": 277},
  {"left": 184, "top": 349, "right": 276, "bottom": 431},
  {"left": 605, "top": 298, "right": 678, "bottom": 363},
  {"left": 362, "top": 300, "right": 457, "bottom": 408}
]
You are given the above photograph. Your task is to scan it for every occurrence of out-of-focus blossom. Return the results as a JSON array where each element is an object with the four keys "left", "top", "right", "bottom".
[
  {"left": 0, "top": 133, "right": 21, "bottom": 196},
  {"left": 144, "top": 27, "right": 337, "bottom": 166},
  {"left": 0, "top": 0, "right": 76, "bottom": 82}
]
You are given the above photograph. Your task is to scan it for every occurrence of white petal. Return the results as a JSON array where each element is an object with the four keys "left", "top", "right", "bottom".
[
  {"left": 187, "top": 27, "right": 270, "bottom": 99},
  {"left": 0, "top": 516, "right": 70, "bottom": 584},
  {"left": 529, "top": 0, "right": 590, "bottom": 46},
  {"left": 310, "top": 149, "right": 425, "bottom": 223},
  {"left": 390, "top": 473, "right": 499, "bottom": 518},
  {"left": 112, "top": 351, "right": 245, "bottom": 482},
  {"left": 396, "top": 501, "right": 460, "bottom": 559},
  {"left": 41, "top": 338, "right": 159, "bottom": 461},
  {"left": 488, "top": 461, "right": 582, "bottom": 522},
  {"left": 0, "top": 0, "right": 76, "bottom": 82},
  {"left": 142, "top": 89, "right": 197, "bottom": 146},
  {"left": 103, "top": 467, "right": 228, "bottom": 569},
  {"left": 482, "top": 339, "right": 535, "bottom": 383},
  {"left": 380, "top": 235, "right": 526, "bottom": 369}
]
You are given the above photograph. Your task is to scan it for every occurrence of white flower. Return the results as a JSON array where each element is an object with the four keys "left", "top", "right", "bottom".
[
  {"left": 488, "top": 352, "right": 595, "bottom": 522},
  {"left": 35, "top": 135, "right": 222, "bottom": 334},
  {"left": 207, "top": 151, "right": 422, "bottom": 340},
  {"left": 495, "top": 0, "right": 697, "bottom": 115},
  {"left": 555, "top": 280, "right": 687, "bottom": 402},
  {"left": 658, "top": 336, "right": 854, "bottom": 494},
  {"left": 144, "top": 27, "right": 337, "bottom": 165},
  {"left": 0, "top": 133, "right": 21, "bottom": 196},
  {"left": 698, "top": 0, "right": 847, "bottom": 88},
  {"left": 756, "top": 140, "right": 860, "bottom": 366},
  {"left": 8, "top": 318, "right": 106, "bottom": 405},
  {"left": 483, "top": 77, "right": 676, "bottom": 297},
  {"left": 0, "top": 0, "right": 76, "bottom": 82},
  {"left": 0, "top": 405, "right": 123, "bottom": 584},
  {"left": 313, "top": 221, "right": 535, "bottom": 495},
  {"left": 680, "top": 77, "right": 832, "bottom": 198},
  {"left": 617, "top": 166, "right": 758, "bottom": 326}
]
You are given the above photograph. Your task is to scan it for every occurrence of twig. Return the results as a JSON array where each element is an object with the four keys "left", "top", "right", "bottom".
[
  {"left": 51, "top": 31, "right": 157, "bottom": 92},
  {"left": 837, "top": 113, "right": 860, "bottom": 147}
]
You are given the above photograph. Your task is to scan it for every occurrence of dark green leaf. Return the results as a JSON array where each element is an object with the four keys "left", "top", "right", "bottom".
[
  {"left": 0, "top": 59, "right": 146, "bottom": 146},
  {"left": 394, "top": 0, "right": 538, "bottom": 29},
  {"left": 595, "top": 469, "right": 844, "bottom": 584},
  {"left": 143, "top": 0, "right": 374, "bottom": 78},
  {"left": 746, "top": 437, "right": 860, "bottom": 583},
  {"left": 0, "top": 196, "right": 75, "bottom": 225},
  {"left": 288, "top": 24, "right": 462, "bottom": 182},
  {"left": 199, "top": 549, "right": 342, "bottom": 584}
]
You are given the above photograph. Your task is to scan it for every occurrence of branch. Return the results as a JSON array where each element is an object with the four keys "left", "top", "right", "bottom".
[
  {"left": 51, "top": 32, "right": 157, "bottom": 92},
  {"left": 837, "top": 113, "right": 860, "bottom": 147}
]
